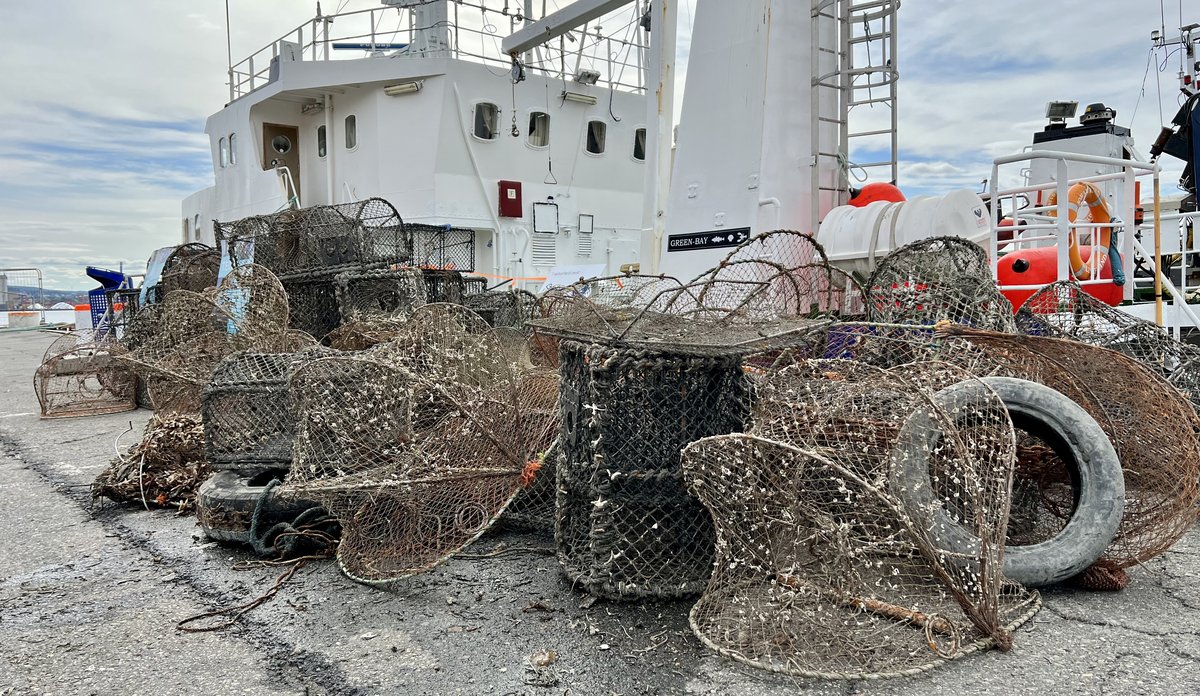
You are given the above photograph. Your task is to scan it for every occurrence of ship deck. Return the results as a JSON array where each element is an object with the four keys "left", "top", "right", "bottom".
[{"left": 3, "top": 329, "right": 1199, "bottom": 695}]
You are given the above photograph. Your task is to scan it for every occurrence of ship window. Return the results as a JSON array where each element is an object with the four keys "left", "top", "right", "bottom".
[
  {"left": 528, "top": 112, "right": 550, "bottom": 147},
  {"left": 633, "top": 127, "right": 646, "bottom": 161},
  {"left": 474, "top": 102, "right": 499, "bottom": 140},
  {"left": 219, "top": 137, "right": 228, "bottom": 167},
  {"left": 229, "top": 133, "right": 237, "bottom": 165},
  {"left": 194, "top": 214, "right": 201, "bottom": 238},
  {"left": 317, "top": 125, "right": 327, "bottom": 158},
  {"left": 345, "top": 115, "right": 357, "bottom": 149},
  {"left": 585, "top": 121, "right": 606, "bottom": 155},
  {"left": 271, "top": 134, "right": 292, "bottom": 154}
]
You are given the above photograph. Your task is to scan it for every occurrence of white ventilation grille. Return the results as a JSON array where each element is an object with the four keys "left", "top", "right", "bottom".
[
  {"left": 532, "top": 234, "right": 558, "bottom": 266},
  {"left": 578, "top": 232, "right": 593, "bottom": 257}
]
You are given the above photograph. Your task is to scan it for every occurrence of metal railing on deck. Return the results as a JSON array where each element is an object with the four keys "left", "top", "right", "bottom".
[
  {"left": 228, "top": 1, "right": 647, "bottom": 101},
  {"left": 985, "top": 151, "right": 1199, "bottom": 329}
]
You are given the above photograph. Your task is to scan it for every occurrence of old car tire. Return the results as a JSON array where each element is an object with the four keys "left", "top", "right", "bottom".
[
  {"left": 893, "top": 376, "right": 1124, "bottom": 587},
  {"left": 196, "top": 470, "right": 315, "bottom": 545}
]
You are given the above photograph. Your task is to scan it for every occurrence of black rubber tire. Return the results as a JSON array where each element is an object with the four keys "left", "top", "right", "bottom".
[
  {"left": 892, "top": 376, "right": 1124, "bottom": 587},
  {"left": 196, "top": 470, "right": 315, "bottom": 544}
]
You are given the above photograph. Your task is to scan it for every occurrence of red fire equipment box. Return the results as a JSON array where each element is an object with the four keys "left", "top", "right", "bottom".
[{"left": 498, "top": 180, "right": 522, "bottom": 218}]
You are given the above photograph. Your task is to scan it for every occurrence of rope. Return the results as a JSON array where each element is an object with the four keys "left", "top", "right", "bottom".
[{"left": 248, "top": 478, "right": 341, "bottom": 559}]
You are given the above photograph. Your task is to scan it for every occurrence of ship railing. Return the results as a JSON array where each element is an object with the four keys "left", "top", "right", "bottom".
[
  {"left": 985, "top": 150, "right": 1200, "bottom": 330},
  {"left": 229, "top": 1, "right": 647, "bottom": 101}
]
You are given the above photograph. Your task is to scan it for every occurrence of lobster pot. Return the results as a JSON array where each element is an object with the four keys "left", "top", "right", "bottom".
[
  {"left": 422, "top": 270, "right": 467, "bottom": 305},
  {"left": 281, "top": 272, "right": 341, "bottom": 341},
  {"left": 409, "top": 223, "right": 476, "bottom": 271},
  {"left": 465, "top": 289, "right": 538, "bottom": 330},
  {"left": 556, "top": 340, "right": 752, "bottom": 600},
  {"left": 334, "top": 266, "right": 427, "bottom": 322},
  {"left": 35, "top": 343, "right": 137, "bottom": 419},
  {"left": 202, "top": 351, "right": 309, "bottom": 471}
]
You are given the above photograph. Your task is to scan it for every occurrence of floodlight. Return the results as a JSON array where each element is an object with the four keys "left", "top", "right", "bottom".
[
  {"left": 384, "top": 81, "right": 423, "bottom": 96},
  {"left": 574, "top": 69, "right": 601, "bottom": 85},
  {"left": 1045, "top": 100, "right": 1078, "bottom": 121}
]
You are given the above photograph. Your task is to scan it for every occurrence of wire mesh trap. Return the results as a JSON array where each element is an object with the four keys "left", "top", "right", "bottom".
[
  {"left": 34, "top": 333, "right": 137, "bottom": 419},
  {"left": 282, "top": 306, "right": 557, "bottom": 583},
  {"left": 680, "top": 360, "right": 1040, "bottom": 679},
  {"left": 216, "top": 199, "right": 411, "bottom": 275},
  {"left": 202, "top": 350, "right": 322, "bottom": 472},
  {"left": 334, "top": 265, "right": 426, "bottom": 322},
  {"left": 866, "top": 236, "right": 1015, "bottom": 330},
  {"left": 116, "top": 265, "right": 294, "bottom": 415},
  {"left": 1015, "top": 280, "right": 1200, "bottom": 410},
  {"left": 93, "top": 414, "right": 210, "bottom": 510}
]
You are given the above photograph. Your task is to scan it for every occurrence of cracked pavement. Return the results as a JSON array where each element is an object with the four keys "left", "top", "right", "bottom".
[{"left": 2, "top": 330, "right": 1199, "bottom": 695}]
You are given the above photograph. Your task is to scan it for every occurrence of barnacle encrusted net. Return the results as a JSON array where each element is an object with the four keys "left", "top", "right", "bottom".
[
  {"left": 115, "top": 264, "right": 293, "bottom": 414},
  {"left": 538, "top": 232, "right": 861, "bottom": 599},
  {"left": 866, "top": 236, "right": 1015, "bottom": 330},
  {"left": 34, "top": 333, "right": 137, "bottom": 418},
  {"left": 334, "top": 265, "right": 426, "bottom": 322},
  {"left": 465, "top": 289, "right": 538, "bottom": 330},
  {"left": 158, "top": 243, "right": 221, "bottom": 296},
  {"left": 936, "top": 325, "right": 1200, "bottom": 569},
  {"left": 284, "top": 306, "right": 558, "bottom": 583},
  {"left": 202, "top": 350, "right": 322, "bottom": 472},
  {"left": 680, "top": 359, "right": 1040, "bottom": 679},
  {"left": 1015, "top": 280, "right": 1200, "bottom": 409}
]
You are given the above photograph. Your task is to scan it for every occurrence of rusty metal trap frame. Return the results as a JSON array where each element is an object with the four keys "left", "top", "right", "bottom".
[
  {"left": 215, "top": 198, "right": 411, "bottom": 276},
  {"left": 1015, "top": 280, "right": 1200, "bottom": 410},
  {"left": 334, "top": 265, "right": 427, "bottom": 323},
  {"left": 202, "top": 349, "right": 325, "bottom": 472},
  {"left": 34, "top": 333, "right": 137, "bottom": 419},
  {"left": 806, "top": 321, "right": 1200, "bottom": 575},
  {"left": 281, "top": 304, "right": 559, "bottom": 583},
  {"left": 421, "top": 269, "right": 469, "bottom": 305},
  {"left": 283, "top": 352, "right": 559, "bottom": 580},
  {"left": 681, "top": 359, "right": 1040, "bottom": 680},
  {"left": 115, "top": 264, "right": 295, "bottom": 415},
  {"left": 866, "top": 236, "right": 1015, "bottom": 331},
  {"left": 530, "top": 231, "right": 865, "bottom": 357}
]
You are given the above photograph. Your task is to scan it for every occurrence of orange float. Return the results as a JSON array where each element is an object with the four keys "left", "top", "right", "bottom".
[
  {"left": 997, "top": 246, "right": 1122, "bottom": 309},
  {"left": 848, "top": 182, "right": 905, "bottom": 207}
]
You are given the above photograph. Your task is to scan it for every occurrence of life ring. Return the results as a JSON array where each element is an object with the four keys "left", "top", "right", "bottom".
[{"left": 1045, "top": 182, "right": 1112, "bottom": 281}]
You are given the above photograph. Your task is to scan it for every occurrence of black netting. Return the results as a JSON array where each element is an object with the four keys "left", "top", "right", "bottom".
[
  {"left": 556, "top": 340, "right": 752, "bottom": 599},
  {"left": 334, "top": 266, "right": 427, "bottom": 322},
  {"left": 409, "top": 224, "right": 476, "bottom": 271}
]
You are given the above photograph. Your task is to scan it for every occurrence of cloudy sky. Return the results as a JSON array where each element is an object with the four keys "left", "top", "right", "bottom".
[{"left": 0, "top": 0, "right": 1192, "bottom": 288}]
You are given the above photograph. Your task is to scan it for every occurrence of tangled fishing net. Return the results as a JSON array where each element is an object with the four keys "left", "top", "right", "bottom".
[
  {"left": 534, "top": 231, "right": 863, "bottom": 599},
  {"left": 680, "top": 359, "right": 1040, "bottom": 679},
  {"left": 866, "top": 236, "right": 1015, "bottom": 330},
  {"left": 1015, "top": 280, "right": 1200, "bottom": 409},
  {"left": 283, "top": 304, "right": 557, "bottom": 583},
  {"left": 34, "top": 333, "right": 137, "bottom": 418},
  {"left": 116, "top": 264, "right": 294, "bottom": 414},
  {"left": 93, "top": 414, "right": 210, "bottom": 510}
]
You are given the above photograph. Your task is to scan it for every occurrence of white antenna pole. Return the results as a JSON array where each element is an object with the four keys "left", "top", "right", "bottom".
[
  {"left": 641, "top": 0, "right": 677, "bottom": 274},
  {"left": 225, "top": 0, "right": 234, "bottom": 102}
]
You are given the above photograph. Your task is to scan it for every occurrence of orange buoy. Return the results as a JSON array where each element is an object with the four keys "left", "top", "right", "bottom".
[
  {"left": 1044, "top": 182, "right": 1113, "bottom": 281},
  {"left": 997, "top": 246, "right": 1122, "bottom": 310},
  {"left": 848, "top": 182, "right": 905, "bottom": 207}
]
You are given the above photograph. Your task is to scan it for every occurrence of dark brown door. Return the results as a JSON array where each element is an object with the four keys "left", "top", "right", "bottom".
[{"left": 262, "top": 123, "right": 301, "bottom": 204}]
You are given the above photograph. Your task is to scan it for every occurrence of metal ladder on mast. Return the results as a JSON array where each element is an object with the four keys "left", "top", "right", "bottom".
[{"left": 810, "top": 0, "right": 900, "bottom": 232}]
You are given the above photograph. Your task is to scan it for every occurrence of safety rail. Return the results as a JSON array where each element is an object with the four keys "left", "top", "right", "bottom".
[
  {"left": 985, "top": 151, "right": 1196, "bottom": 330},
  {"left": 228, "top": 1, "right": 647, "bottom": 101}
]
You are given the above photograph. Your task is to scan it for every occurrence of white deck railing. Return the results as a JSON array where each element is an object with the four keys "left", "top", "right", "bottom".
[
  {"left": 984, "top": 151, "right": 1199, "bottom": 330},
  {"left": 228, "top": 1, "right": 648, "bottom": 101}
]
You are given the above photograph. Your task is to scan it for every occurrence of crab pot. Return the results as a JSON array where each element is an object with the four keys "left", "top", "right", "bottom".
[
  {"left": 556, "top": 340, "right": 752, "bottom": 600},
  {"left": 334, "top": 266, "right": 426, "bottom": 322},
  {"left": 465, "top": 289, "right": 537, "bottom": 330},
  {"left": 421, "top": 269, "right": 467, "bottom": 305},
  {"left": 281, "top": 272, "right": 341, "bottom": 341},
  {"left": 35, "top": 349, "right": 137, "bottom": 419},
  {"left": 202, "top": 352, "right": 309, "bottom": 471}
]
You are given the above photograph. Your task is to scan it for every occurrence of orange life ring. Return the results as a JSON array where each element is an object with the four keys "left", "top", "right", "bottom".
[{"left": 1045, "top": 182, "right": 1112, "bottom": 281}]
